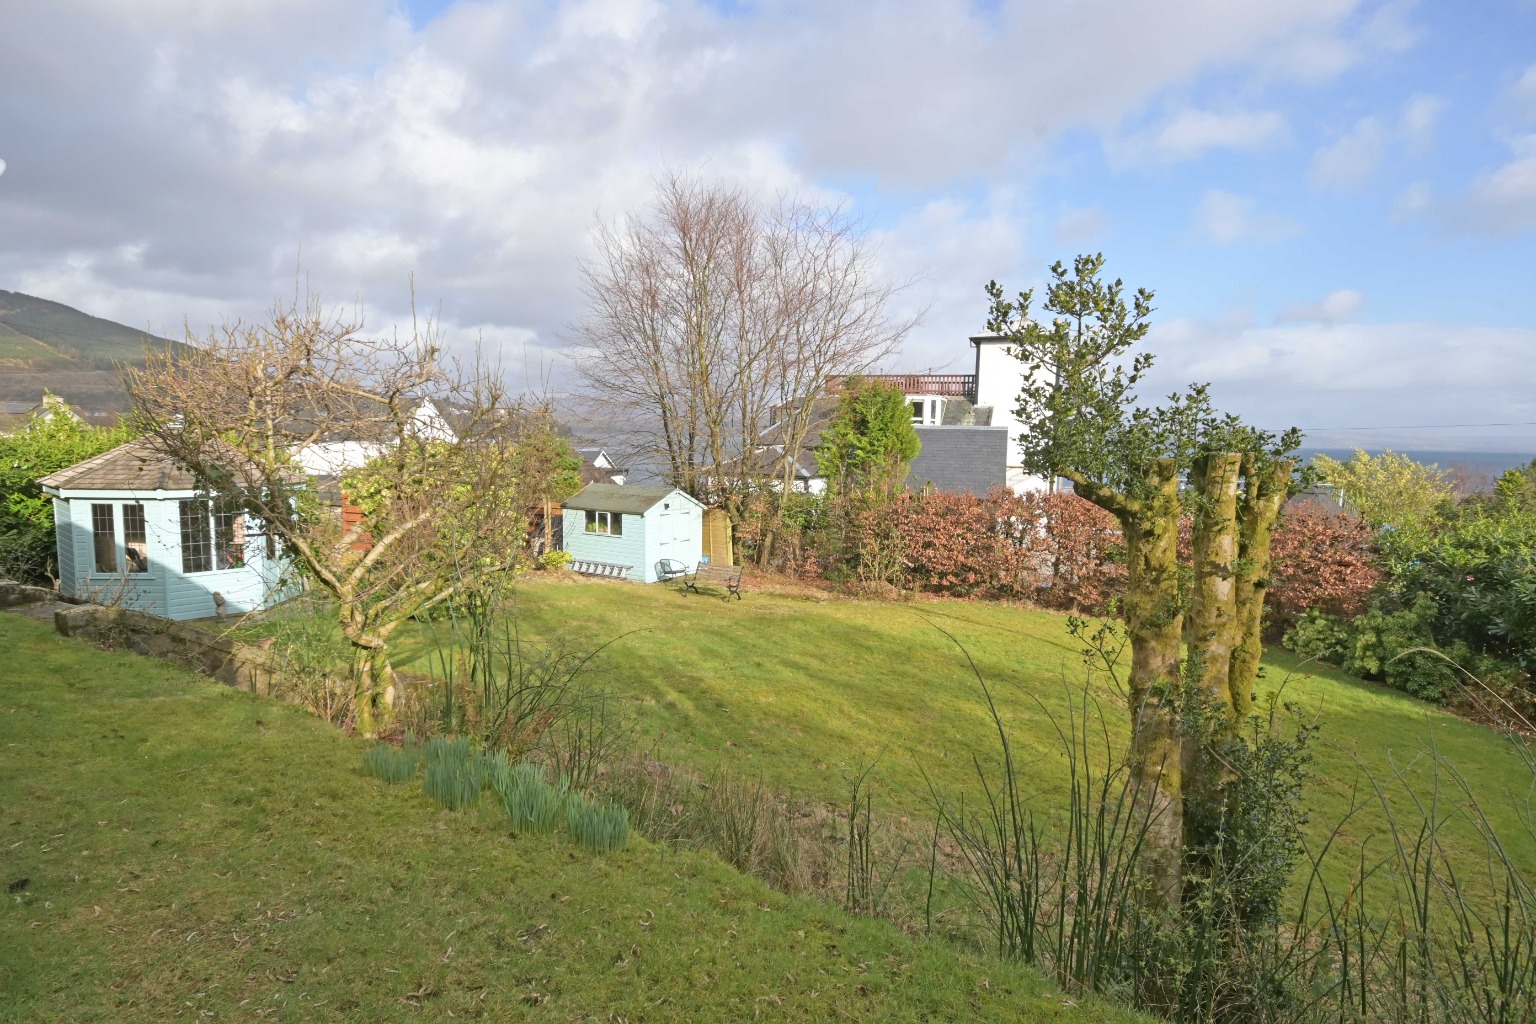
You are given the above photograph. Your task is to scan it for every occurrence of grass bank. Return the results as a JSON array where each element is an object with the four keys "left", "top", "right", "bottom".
[
  {"left": 383, "top": 577, "right": 1536, "bottom": 887},
  {"left": 0, "top": 612, "right": 1141, "bottom": 1022}
]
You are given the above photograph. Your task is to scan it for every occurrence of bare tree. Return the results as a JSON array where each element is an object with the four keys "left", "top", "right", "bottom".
[
  {"left": 128, "top": 294, "right": 568, "bottom": 736},
  {"left": 573, "top": 172, "right": 915, "bottom": 531}
]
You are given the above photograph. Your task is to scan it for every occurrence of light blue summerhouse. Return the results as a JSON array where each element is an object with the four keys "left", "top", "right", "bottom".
[
  {"left": 561, "top": 483, "right": 705, "bottom": 583},
  {"left": 39, "top": 440, "right": 295, "bottom": 621}
]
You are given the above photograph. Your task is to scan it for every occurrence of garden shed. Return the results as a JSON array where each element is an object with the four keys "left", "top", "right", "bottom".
[
  {"left": 561, "top": 483, "right": 706, "bottom": 583},
  {"left": 38, "top": 439, "right": 295, "bottom": 621}
]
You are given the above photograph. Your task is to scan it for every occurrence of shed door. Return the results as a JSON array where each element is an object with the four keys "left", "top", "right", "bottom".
[{"left": 655, "top": 501, "right": 687, "bottom": 559}]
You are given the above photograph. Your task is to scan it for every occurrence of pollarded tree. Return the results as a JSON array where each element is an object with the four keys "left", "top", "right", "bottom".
[
  {"left": 128, "top": 294, "right": 568, "bottom": 736},
  {"left": 985, "top": 255, "right": 1300, "bottom": 904}
]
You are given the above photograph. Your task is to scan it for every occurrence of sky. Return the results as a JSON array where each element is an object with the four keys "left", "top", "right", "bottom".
[{"left": 1, "top": 0, "right": 1533, "bottom": 453}]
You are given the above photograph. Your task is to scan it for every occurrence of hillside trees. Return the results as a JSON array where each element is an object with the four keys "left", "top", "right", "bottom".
[
  {"left": 573, "top": 173, "right": 915, "bottom": 533},
  {"left": 985, "top": 254, "right": 1300, "bottom": 904},
  {"left": 128, "top": 296, "right": 570, "bottom": 737}
]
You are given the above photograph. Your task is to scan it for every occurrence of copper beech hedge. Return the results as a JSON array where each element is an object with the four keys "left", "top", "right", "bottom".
[
  {"left": 754, "top": 488, "right": 1379, "bottom": 621},
  {"left": 887, "top": 488, "right": 1126, "bottom": 610}
]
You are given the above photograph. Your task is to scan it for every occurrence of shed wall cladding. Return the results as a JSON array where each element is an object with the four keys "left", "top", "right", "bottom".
[
  {"left": 58, "top": 495, "right": 285, "bottom": 620},
  {"left": 566, "top": 509, "right": 648, "bottom": 581},
  {"left": 52, "top": 497, "right": 75, "bottom": 594}
]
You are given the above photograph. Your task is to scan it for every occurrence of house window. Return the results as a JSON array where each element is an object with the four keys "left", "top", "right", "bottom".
[
  {"left": 122, "top": 504, "right": 149, "bottom": 574},
  {"left": 179, "top": 499, "right": 214, "bottom": 573},
  {"left": 215, "top": 504, "right": 246, "bottom": 569},
  {"left": 91, "top": 503, "right": 117, "bottom": 573},
  {"left": 584, "top": 510, "right": 622, "bottom": 536},
  {"left": 909, "top": 397, "right": 942, "bottom": 425}
]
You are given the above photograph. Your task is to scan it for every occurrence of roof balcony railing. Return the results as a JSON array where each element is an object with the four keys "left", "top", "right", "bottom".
[{"left": 829, "top": 373, "right": 977, "bottom": 401}]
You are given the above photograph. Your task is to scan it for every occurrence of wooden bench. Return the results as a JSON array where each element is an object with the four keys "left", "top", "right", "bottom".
[
  {"left": 682, "top": 562, "right": 744, "bottom": 600},
  {"left": 569, "top": 559, "right": 632, "bottom": 579}
]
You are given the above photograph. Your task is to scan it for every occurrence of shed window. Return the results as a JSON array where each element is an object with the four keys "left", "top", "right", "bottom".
[
  {"left": 584, "top": 510, "right": 622, "bottom": 536},
  {"left": 123, "top": 504, "right": 149, "bottom": 574},
  {"left": 91, "top": 503, "right": 117, "bottom": 573}
]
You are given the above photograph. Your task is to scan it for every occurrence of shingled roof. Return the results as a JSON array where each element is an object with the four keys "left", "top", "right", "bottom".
[
  {"left": 38, "top": 438, "right": 279, "bottom": 493},
  {"left": 38, "top": 439, "right": 200, "bottom": 492}
]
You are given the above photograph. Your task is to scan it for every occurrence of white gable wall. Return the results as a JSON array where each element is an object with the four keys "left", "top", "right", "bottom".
[{"left": 973, "top": 336, "right": 1052, "bottom": 493}]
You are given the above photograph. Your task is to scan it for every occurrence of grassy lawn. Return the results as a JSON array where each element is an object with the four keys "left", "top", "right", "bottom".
[
  {"left": 382, "top": 577, "right": 1536, "bottom": 887},
  {"left": 0, "top": 612, "right": 1144, "bottom": 1023}
]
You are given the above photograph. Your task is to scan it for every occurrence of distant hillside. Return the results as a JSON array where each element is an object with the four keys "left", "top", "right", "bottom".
[{"left": 0, "top": 290, "right": 194, "bottom": 413}]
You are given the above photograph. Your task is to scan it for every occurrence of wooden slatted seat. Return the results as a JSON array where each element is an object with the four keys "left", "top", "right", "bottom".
[
  {"left": 682, "top": 562, "right": 744, "bottom": 600},
  {"left": 569, "top": 559, "right": 632, "bottom": 579}
]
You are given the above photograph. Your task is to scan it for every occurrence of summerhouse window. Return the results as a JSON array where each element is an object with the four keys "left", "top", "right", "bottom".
[
  {"left": 91, "top": 503, "right": 117, "bottom": 573},
  {"left": 215, "top": 505, "right": 246, "bottom": 569},
  {"left": 123, "top": 504, "right": 149, "bottom": 574},
  {"left": 584, "top": 510, "right": 622, "bottom": 536},
  {"left": 179, "top": 500, "right": 213, "bottom": 573},
  {"left": 179, "top": 499, "right": 248, "bottom": 573}
]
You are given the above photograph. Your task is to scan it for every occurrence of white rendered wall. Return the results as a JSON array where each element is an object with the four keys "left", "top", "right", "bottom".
[{"left": 972, "top": 335, "right": 1052, "bottom": 493}]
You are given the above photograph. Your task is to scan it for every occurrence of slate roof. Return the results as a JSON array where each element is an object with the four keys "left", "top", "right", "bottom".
[
  {"left": 563, "top": 483, "right": 693, "bottom": 514},
  {"left": 38, "top": 437, "right": 284, "bottom": 494},
  {"left": 909, "top": 426, "right": 1008, "bottom": 496},
  {"left": 38, "top": 439, "right": 201, "bottom": 492}
]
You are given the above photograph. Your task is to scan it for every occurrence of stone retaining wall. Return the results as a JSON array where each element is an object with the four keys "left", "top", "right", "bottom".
[{"left": 51, "top": 604, "right": 284, "bottom": 698}]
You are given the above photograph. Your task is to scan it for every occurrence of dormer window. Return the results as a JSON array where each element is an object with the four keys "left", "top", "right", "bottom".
[{"left": 909, "top": 396, "right": 943, "bottom": 425}]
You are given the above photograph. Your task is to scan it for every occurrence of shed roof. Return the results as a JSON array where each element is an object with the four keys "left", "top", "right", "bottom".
[
  {"left": 38, "top": 437, "right": 279, "bottom": 494},
  {"left": 38, "top": 439, "right": 201, "bottom": 492},
  {"left": 562, "top": 483, "right": 694, "bottom": 514}
]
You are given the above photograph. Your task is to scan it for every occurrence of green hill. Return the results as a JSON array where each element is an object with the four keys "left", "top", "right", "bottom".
[{"left": 0, "top": 290, "right": 193, "bottom": 412}]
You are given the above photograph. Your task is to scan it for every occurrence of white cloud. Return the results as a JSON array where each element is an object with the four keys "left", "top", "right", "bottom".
[
  {"left": 1445, "top": 134, "right": 1536, "bottom": 234},
  {"left": 1399, "top": 93, "right": 1445, "bottom": 150},
  {"left": 1115, "top": 108, "right": 1289, "bottom": 164},
  {"left": 1275, "top": 288, "right": 1364, "bottom": 324},
  {"left": 1391, "top": 181, "right": 1431, "bottom": 221},
  {"left": 0, "top": 0, "right": 1391, "bottom": 394},
  {"left": 1509, "top": 64, "right": 1536, "bottom": 120},
  {"left": 1192, "top": 190, "right": 1301, "bottom": 246},
  {"left": 1309, "top": 94, "right": 1444, "bottom": 190},
  {"left": 1053, "top": 206, "right": 1110, "bottom": 246},
  {"left": 1146, "top": 316, "right": 1536, "bottom": 451},
  {"left": 1310, "top": 116, "right": 1387, "bottom": 189}
]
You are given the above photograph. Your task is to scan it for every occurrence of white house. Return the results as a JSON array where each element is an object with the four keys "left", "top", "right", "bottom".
[
  {"left": 39, "top": 440, "right": 295, "bottom": 621},
  {"left": 292, "top": 398, "right": 457, "bottom": 476}
]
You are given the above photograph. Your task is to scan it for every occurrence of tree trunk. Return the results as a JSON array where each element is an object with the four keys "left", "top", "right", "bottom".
[
  {"left": 1119, "top": 459, "right": 1185, "bottom": 907},
  {"left": 1229, "top": 457, "right": 1294, "bottom": 717},
  {"left": 351, "top": 644, "right": 397, "bottom": 739},
  {"left": 1183, "top": 452, "right": 1244, "bottom": 863},
  {"left": 340, "top": 597, "right": 397, "bottom": 738}
]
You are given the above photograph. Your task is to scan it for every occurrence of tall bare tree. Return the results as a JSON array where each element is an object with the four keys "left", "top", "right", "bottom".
[
  {"left": 573, "top": 173, "right": 915, "bottom": 530},
  {"left": 128, "top": 294, "right": 568, "bottom": 736}
]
